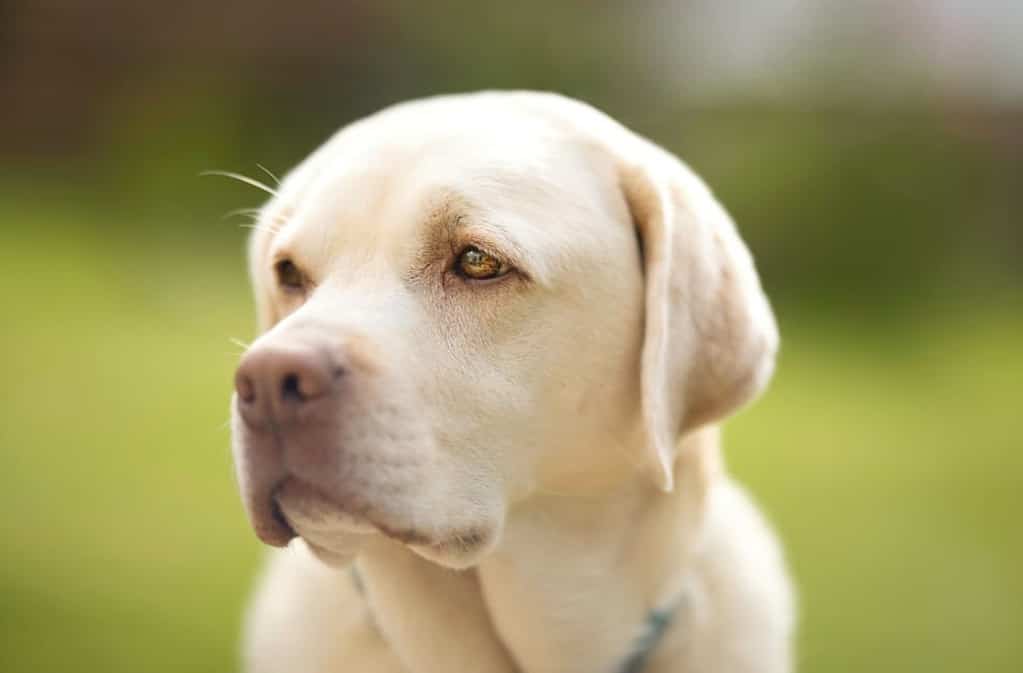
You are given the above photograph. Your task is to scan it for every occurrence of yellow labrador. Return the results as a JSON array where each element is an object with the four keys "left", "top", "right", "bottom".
[{"left": 231, "top": 92, "right": 794, "bottom": 673}]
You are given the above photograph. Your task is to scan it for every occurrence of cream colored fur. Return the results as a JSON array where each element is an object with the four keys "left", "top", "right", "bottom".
[{"left": 233, "top": 92, "right": 794, "bottom": 673}]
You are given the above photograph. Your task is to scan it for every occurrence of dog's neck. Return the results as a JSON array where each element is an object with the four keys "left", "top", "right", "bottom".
[{"left": 475, "top": 426, "right": 722, "bottom": 673}]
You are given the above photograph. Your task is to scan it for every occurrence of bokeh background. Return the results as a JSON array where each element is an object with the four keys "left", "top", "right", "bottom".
[{"left": 2, "top": 2, "right": 1021, "bottom": 672}]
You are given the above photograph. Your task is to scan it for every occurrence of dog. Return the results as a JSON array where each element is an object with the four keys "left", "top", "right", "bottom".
[{"left": 230, "top": 91, "right": 794, "bottom": 673}]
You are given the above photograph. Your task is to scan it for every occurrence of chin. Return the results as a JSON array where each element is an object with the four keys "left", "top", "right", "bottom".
[{"left": 272, "top": 473, "right": 504, "bottom": 570}]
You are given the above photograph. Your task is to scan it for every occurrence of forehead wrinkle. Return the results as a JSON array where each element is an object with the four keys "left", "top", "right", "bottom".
[{"left": 418, "top": 187, "right": 554, "bottom": 287}]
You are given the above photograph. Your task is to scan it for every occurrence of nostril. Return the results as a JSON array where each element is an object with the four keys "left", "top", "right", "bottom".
[
  {"left": 280, "top": 373, "right": 304, "bottom": 403},
  {"left": 235, "top": 372, "right": 257, "bottom": 404}
]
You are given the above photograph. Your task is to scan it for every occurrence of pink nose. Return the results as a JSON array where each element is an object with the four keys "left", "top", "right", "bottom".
[{"left": 234, "top": 345, "right": 341, "bottom": 427}]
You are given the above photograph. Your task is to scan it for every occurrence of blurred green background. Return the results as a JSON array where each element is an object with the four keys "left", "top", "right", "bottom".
[{"left": 1, "top": 2, "right": 1021, "bottom": 672}]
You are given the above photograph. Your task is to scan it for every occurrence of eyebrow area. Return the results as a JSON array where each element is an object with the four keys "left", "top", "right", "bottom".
[{"left": 416, "top": 189, "right": 543, "bottom": 285}]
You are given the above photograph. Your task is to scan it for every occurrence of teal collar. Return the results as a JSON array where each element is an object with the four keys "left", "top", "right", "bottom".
[{"left": 617, "top": 594, "right": 686, "bottom": 673}]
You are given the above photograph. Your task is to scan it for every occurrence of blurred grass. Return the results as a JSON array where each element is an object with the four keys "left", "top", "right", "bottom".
[
  {"left": 1, "top": 202, "right": 1021, "bottom": 673},
  {"left": 0, "top": 207, "right": 258, "bottom": 673},
  {"left": 730, "top": 307, "right": 1023, "bottom": 672}
]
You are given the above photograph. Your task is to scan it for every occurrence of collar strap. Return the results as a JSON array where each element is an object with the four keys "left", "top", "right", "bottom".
[
  {"left": 354, "top": 566, "right": 683, "bottom": 673},
  {"left": 617, "top": 593, "right": 686, "bottom": 673}
]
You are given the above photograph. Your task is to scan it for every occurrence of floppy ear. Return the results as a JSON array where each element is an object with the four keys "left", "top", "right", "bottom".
[{"left": 620, "top": 149, "right": 778, "bottom": 492}]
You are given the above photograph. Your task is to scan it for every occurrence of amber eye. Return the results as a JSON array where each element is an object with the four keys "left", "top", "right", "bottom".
[
  {"left": 274, "top": 259, "right": 305, "bottom": 291},
  {"left": 455, "top": 246, "right": 508, "bottom": 281}
]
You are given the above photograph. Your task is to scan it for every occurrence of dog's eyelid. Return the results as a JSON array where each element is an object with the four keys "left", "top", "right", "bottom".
[
  {"left": 430, "top": 200, "right": 535, "bottom": 277},
  {"left": 450, "top": 231, "right": 528, "bottom": 275},
  {"left": 271, "top": 254, "right": 315, "bottom": 292},
  {"left": 449, "top": 241, "right": 535, "bottom": 287},
  {"left": 452, "top": 244, "right": 513, "bottom": 281}
]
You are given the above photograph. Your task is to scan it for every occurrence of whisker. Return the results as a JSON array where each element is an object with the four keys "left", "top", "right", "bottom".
[
  {"left": 200, "top": 170, "right": 278, "bottom": 196},
  {"left": 256, "top": 163, "right": 281, "bottom": 185},
  {"left": 224, "top": 207, "right": 289, "bottom": 238},
  {"left": 229, "top": 337, "right": 252, "bottom": 351},
  {"left": 222, "top": 207, "right": 264, "bottom": 221},
  {"left": 238, "top": 222, "right": 285, "bottom": 236}
]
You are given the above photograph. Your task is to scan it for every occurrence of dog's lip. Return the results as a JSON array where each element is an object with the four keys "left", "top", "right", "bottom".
[
  {"left": 272, "top": 477, "right": 380, "bottom": 536},
  {"left": 248, "top": 486, "right": 297, "bottom": 548},
  {"left": 271, "top": 477, "right": 481, "bottom": 551},
  {"left": 267, "top": 498, "right": 298, "bottom": 544}
]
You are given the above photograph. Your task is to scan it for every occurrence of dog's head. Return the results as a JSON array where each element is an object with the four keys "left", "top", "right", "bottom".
[{"left": 230, "top": 92, "right": 777, "bottom": 569}]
